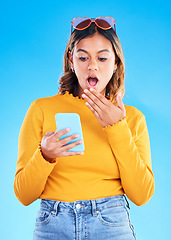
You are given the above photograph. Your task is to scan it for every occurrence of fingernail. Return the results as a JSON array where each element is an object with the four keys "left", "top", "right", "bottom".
[
  {"left": 66, "top": 128, "right": 70, "bottom": 132},
  {"left": 82, "top": 94, "right": 86, "bottom": 98},
  {"left": 84, "top": 89, "right": 88, "bottom": 93},
  {"left": 90, "top": 88, "right": 94, "bottom": 91},
  {"left": 79, "top": 140, "right": 83, "bottom": 144},
  {"left": 74, "top": 134, "right": 79, "bottom": 138}
]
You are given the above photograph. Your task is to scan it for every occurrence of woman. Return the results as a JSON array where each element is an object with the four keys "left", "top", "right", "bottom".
[{"left": 14, "top": 17, "right": 155, "bottom": 240}]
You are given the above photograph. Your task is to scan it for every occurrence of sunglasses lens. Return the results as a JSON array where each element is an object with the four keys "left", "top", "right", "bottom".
[
  {"left": 72, "top": 17, "right": 91, "bottom": 30},
  {"left": 96, "top": 17, "right": 115, "bottom": 29}
]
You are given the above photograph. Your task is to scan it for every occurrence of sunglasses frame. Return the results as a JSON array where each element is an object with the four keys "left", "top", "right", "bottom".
[{"left": 71, "top": 16, "right": 116, "bottom": 34}]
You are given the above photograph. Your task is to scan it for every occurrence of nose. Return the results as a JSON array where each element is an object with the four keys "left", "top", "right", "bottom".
[{"left": 88, "top": 59, "right": 98, "bottom": 70}]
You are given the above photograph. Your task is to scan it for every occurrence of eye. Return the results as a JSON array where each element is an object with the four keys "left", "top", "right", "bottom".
[
  {"left": 98, "top": 57, "right": 107, "bottom": 62},
  {"left": 79, "top": 57, "right": 88, "bottom": 61}
]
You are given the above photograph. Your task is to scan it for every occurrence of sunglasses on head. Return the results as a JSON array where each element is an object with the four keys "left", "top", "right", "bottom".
[{"left": 71, "top": 17, "right": 116, "bottom": 34}]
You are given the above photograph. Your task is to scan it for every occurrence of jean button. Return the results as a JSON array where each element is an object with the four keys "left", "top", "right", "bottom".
[{"left": 76, "top": 203, "right": 81, "bottom": 209}]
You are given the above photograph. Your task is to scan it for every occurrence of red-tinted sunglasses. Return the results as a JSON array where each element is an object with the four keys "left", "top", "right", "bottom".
[{"left": 71, "top": 17, "right": 116, "bottom": 34}]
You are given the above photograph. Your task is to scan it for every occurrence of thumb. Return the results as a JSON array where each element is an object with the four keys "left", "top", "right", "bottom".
[
  {"left": 44, "top": 131, "right": 55, "bottom": 137},
  {"left": 116, "top": 92, "right": 126, "bottom": 117}
]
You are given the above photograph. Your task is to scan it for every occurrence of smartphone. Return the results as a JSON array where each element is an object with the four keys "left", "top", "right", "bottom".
[{"left": 55, "top": 113, "right": 85, "bottom": 152}]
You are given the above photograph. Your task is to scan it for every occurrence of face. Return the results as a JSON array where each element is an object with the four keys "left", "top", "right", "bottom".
[{"left": 69, "top": 32, "right": 117, "bottom": 97}]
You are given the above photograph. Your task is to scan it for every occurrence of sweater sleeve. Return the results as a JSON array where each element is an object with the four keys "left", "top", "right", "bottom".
[
  {"left": 14, "top": 101, "right": 57, "bottom": 206},
  {"left": 103, "top": 114, "right": 155, "bottom": 206}
]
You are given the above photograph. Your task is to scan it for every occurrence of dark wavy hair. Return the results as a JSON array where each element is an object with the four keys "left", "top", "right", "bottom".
[{"left": 58, "top": 23, "right": 125, "bottom": 102}]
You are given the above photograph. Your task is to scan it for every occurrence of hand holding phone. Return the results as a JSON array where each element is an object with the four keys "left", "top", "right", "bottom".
[{"left": 40, "top": 127, "right": 84, "bottom": 162}]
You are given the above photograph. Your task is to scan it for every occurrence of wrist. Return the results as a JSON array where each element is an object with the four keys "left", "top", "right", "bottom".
[{"left": 39, "top": 144, "right": 56, "bottom": 163}]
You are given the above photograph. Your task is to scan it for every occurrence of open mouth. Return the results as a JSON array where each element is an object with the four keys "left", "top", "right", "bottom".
[{"left": 87, "top": 77, "right": 98, "bottom": 88}]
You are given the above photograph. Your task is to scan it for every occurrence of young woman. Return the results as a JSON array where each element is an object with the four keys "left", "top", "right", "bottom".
[{"left": 14, "top": 17, "right": 155, "bottom": 240}]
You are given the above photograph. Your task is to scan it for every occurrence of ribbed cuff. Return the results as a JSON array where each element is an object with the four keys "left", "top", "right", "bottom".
[
  {"left": 31, "top": 146, "right": 58, "bottom": 178},
  {"left": 103, "top": 117, "right": 131, "bottom": 143}
]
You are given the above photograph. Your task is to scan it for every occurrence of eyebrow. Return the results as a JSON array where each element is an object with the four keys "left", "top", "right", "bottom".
[{"left": 77, "top": 49, "right": 110, "bottom": 53}]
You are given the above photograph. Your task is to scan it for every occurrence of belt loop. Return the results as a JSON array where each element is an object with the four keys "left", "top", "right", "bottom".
[
  {"left": 91, "top": 200, "right": 97, "bottom": 217},
  {"left": 53, "top": 201, "right": 60, "bottom": 216},
  {"left": 124, "top": 195, "right": 130, "bottom": 209}
]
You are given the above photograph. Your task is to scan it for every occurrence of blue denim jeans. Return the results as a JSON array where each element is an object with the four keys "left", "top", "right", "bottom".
[{"left": 33, "top": 195, "right": 136, "bottom": 240}]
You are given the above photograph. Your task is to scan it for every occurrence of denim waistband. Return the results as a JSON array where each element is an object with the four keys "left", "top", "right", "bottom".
[{"left": 40, "top": 195, "right": 130, "bottom": 217}]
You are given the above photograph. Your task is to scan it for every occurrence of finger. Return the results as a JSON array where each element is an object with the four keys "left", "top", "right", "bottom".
[
  {"left": 51, "top": 128, "right": 71, "bottom": 141},
  {"left": 58, "top": 133, "right": 80, "bottom": 147},
  {"left": 116, "top": 92, "right": 126, "bottom": 116},
  {"left": 83, "top": 89, "right": 108, "bottom": 107},
  {"left": 44, "top": 131, "right": 55, "bottom": 137},
  {"left": 61, "top": 139, "right": 84, "bottom": 152},
  {"left": 89, "top": 88, "right": 109, "bottom": 105},
  {"left": 85, "top": 101, "right": 105, "bottom": 126},
  {"left": 85, "top": 101, "right": 102, "bottom": 121},
  {"left": 82, "top": 90, "right": 106, "bottom": 114},
  {"left": 83, "top": 93, "right": 101, "bottom": 114}
]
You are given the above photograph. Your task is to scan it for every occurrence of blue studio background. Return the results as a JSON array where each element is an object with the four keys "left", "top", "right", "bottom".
[{"left": 1, "top": 0, "right": 170, "bottom": 239}]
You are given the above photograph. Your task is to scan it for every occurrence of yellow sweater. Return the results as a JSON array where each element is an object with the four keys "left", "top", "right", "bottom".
[{"left": 14, "top": 92, "right": 155, "bottom": 206}]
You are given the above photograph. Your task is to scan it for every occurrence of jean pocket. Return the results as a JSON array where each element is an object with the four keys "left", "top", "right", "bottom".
[
  {"left": 97, "top": 205, "right": 129, "bottom": 227},
  {"left": 35, "top": 208, "right": 52, "bottom": 226}
]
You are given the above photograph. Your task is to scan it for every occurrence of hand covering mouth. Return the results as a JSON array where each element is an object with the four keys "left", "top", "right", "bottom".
[{"left": 87, "top": 76, "right": 99, "bottom": 87}]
